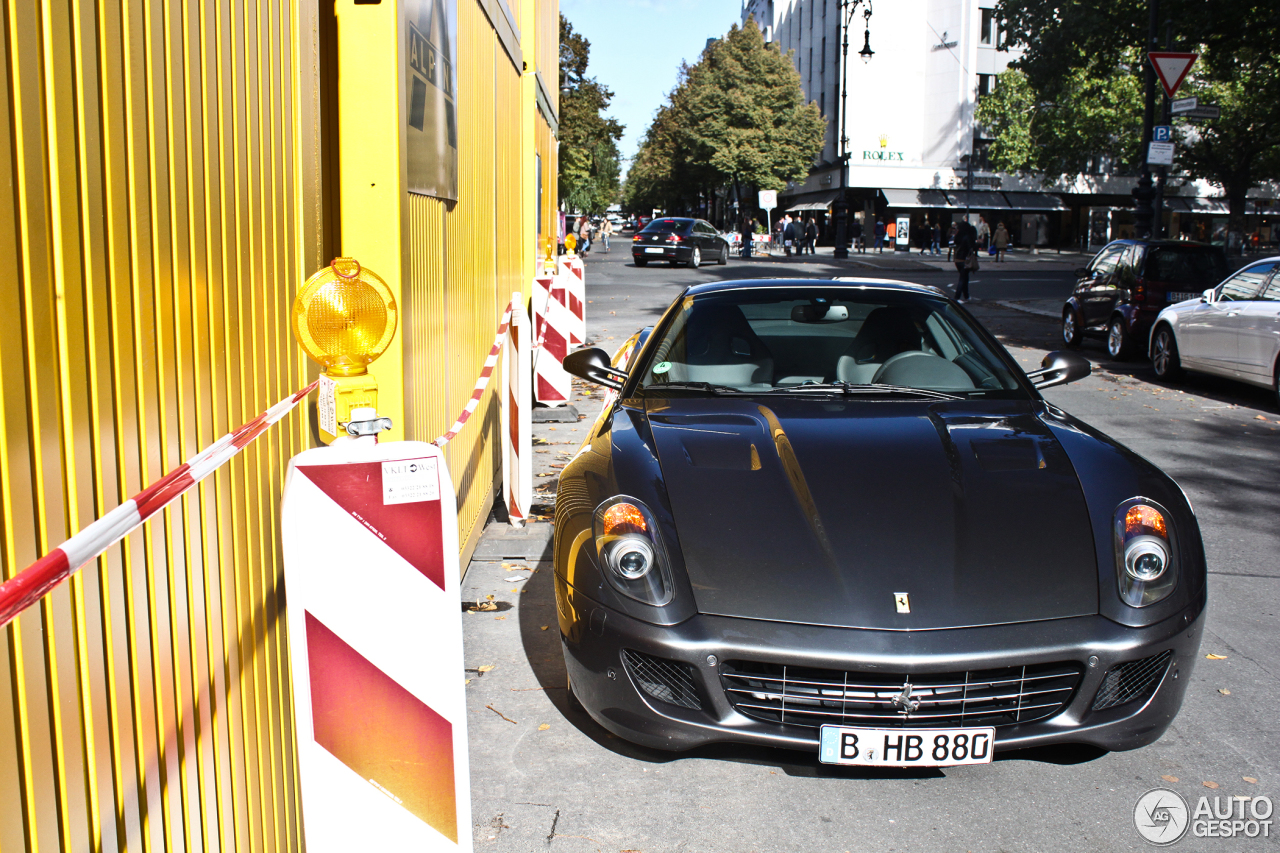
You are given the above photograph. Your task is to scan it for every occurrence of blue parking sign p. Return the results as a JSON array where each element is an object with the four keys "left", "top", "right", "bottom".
[{"left": 1153, "top": 125, "right": 1172, "bottom": 142}]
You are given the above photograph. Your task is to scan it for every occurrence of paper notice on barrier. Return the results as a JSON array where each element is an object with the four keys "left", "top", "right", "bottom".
[
  {"left": 318, "top": 375, "right": 337, "bottom": 436},
  {"left": 382, "top": 458, "right": 440, "bottom": 505}
]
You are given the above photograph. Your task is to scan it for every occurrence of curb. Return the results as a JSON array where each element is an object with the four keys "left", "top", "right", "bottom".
[{"left": 994, "top": 300, "right": 1061, "bottom": 320}]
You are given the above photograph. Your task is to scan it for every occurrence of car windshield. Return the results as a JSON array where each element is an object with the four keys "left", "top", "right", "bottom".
[
  {"left": 641, "top": 219, "right": 691, "bottom": 235},
  {"left": 637, "top": 287, "right": 1027, "bottom": 398},
  {"left": 1144, "top": 247, "right": 1228, "bottom": 285}
]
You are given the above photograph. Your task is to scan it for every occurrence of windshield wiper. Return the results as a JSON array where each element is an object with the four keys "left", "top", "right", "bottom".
[{"left": 767, "top": 382, "right": 964, "bottom": 401}]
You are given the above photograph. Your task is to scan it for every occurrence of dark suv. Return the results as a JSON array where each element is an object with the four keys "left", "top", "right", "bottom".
[
  {"left": 1062, "top": 240, "right": 1229, "bottom": 359},
  {"left": 632, "top": 217, "right": 730, "bottom": 268}
]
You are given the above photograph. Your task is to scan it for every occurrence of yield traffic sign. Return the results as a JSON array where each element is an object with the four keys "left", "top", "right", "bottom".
[{"left": 1148, "top": 52, "right": 1198, "bottom": 98}]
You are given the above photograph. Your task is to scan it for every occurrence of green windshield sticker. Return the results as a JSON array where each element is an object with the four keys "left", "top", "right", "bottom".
[{"left": 653, "top": 361, "right": 672, "bottom": 374}]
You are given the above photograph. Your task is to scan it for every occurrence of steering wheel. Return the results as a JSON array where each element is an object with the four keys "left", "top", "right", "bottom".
[{"left": 870, "top": 350, "right": 934, "bottom": 384}]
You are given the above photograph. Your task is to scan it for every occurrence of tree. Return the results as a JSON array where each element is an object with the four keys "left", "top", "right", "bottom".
[
  {"left": 985, "top": 0, "right": 1280, "bottom": 230},
  {"left": 559, "top": 15, "right": 623, "bottom": 213},
  {"left": 625, "top": 18, "right": 825, "bottom": 218}
]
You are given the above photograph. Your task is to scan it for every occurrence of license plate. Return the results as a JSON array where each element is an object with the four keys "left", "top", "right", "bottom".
[
  {"left": 1168, "top": 291, "right": 1200, "bottom": 303},
  {"left": 644, "top": 247, "right": 664, "bottom": 254},
  {"left": 818, "top": 725, "right": 995, "bottom": 767}
]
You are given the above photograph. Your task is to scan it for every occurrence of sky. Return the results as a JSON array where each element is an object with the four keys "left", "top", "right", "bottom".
[{"left": 558, "top": 0, "right": 745, "bottom": 164}]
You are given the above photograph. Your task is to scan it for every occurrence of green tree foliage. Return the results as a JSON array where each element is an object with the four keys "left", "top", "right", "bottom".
[
  {"left": 559, "top": 14, "right": 623, "bottom": 214},
  {"left": 985, "top": 0, "right": 1280, "bottom": 228},
  {"left": 625, "top": 18, "right": 825, "bottom": 215}
]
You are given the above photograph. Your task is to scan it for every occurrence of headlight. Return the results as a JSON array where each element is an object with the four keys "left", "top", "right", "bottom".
[
  {"left": 1114, "top": 499, "right": 1177, "bottom": 607},
  {"left": 593, "top": 497, "right": 674, "bottom": 606}
]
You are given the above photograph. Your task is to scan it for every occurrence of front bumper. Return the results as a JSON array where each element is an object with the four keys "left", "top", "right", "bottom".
[{"left": 558, "top": 576, "right": 1205, "bottom": 755}]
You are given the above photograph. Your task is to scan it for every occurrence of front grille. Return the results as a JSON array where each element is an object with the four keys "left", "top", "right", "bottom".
[
  {"left": 622, "top": 649, "right": 703, "bottom": 710},
  {"left": 1092, "top": 650, "right": 1173, "bottom": 711},
  {"left": 721, "top": 660, "right": 1083, "bottom": 730}
]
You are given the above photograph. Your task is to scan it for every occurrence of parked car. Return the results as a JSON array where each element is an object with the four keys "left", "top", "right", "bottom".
[
  {"left": 556, "top": 278, "right": 1205, "bottom": 765},
  {"left": 632, "top": 217, "right": 730, "bottom": 268},
  {"left": 1062, "top": 240, "right": 1229, "bottom": 360},
  {"left": 1149, "top": 256, "right": 1280, "bottom": 406}
]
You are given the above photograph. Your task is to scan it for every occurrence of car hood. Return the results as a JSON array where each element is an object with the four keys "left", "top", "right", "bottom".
[{"left": 645, "top": 397, "right": 1098, "bottom": 630}]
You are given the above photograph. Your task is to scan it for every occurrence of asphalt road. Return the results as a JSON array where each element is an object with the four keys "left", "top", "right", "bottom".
[{"left": 462, "top": 241, "right": 1280, "bottom": 852}]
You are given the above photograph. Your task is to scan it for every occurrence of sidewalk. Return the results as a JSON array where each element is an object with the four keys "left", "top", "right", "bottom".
[{"left": 733, "top": 243, "right": 1092, "bottom": 273}]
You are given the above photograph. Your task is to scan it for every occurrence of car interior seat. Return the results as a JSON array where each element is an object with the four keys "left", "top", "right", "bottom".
[
  {"left": 665, "top": 303, "right": 774, "bottom": 387},
  {"left": 836, "top": 306, "right": 924, "bottom": 384}
]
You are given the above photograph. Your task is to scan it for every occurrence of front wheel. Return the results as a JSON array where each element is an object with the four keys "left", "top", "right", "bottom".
[
  {"left": 1062, "top": 309, "right": 1083, "bottom": 348},
  {"left": 718, "top": 245, "right": 728, "bottom": 265},
  {"left": 1106, "top": 316, "right": 1134, "bottom": 361},
  {"left": 1151, "top": 326, "right": 1183, "bottom": 380},
  {"left": 634, "top": 257, "right": 648, "bottom": 267},
  {"left": 688, "top": 247, "right": 701, "bottom": 269}
]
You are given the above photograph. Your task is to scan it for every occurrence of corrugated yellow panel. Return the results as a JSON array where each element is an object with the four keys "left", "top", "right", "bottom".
[{"left": 0, "top": 1, "right": 317, "bottom": 850}]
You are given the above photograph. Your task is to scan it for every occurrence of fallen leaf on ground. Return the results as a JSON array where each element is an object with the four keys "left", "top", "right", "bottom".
[
  {"left": 495, "top": 616, "right": 506, "bottom": 620},
  {"left": 1244, "top": 777, "right": 1258, "bottom": 784},
  {"left": 1162, "top": 775, "right": 1179, "bottom": 783},
  {"left": 1204, "top": 781, "right": 1219, "bottom": 789},
  {"left": 540, "top": 625, "right": 549, "bottom": 630},
  {"left": 1255, "top": 415, "right": 1267, "bottom": 421},
  {"left": 1206, "top": 653, "right": 1228, "bottom": 660},
  {"left": 465, "top": 678, "right": 472, "bottom": 685},
  {"left": 538, "top": 723, "right": 550, "bottom": 731},
  {"left": 486, "top": 704, "right": 517, "bottom": 724},
  {"left": 478, "top": 665, "right": 496, "bottom": 673},
  {"left": 1219, "top": 688, "right": 1231, "bottom": 695}
]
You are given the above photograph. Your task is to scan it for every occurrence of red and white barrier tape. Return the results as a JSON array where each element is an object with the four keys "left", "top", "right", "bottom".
[
  {"left": 0, "top": 381, "right": 318, "bottom": 630},
  {"left": 432, "top": 300, "right": 515, "bottom": 448}
]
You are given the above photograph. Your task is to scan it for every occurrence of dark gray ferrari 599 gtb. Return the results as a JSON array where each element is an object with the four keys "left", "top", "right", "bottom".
[{"left": 555, "top": 278, "right": 1205, "bottom": 768}]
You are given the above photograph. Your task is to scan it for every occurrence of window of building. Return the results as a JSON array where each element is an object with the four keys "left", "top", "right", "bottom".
[
  {"left": 977, "top": 74, "right": 995, "bottom": 98},
  {"left": 820, "top": 92, "right": 825, "bottom": 116},
  {"left": 980, "top": 8, "right": 995, "bottom": 45}
]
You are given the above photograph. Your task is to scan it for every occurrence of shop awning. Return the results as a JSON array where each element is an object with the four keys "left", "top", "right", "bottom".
[
  {"left": 1182, "top": 197, "right": 1229, "bottom": 214},
  {"left": 784, "top": 191, "right": 839, "bottom": 212},
  {"left": 1163, "top": 198, "right": 1191, "bottom": 212},
  {"left": 881, "top": 189, "right": 951, "bottom": 208},
  {"left": 1002, "top": 192, "right": 1066, "bottom": 210},
  {"left": 1248, "top": 199, "right": 1280, "bottom": 215},
  {"left": 946, "top": 190, "right": 1010, "bottom": 209}
]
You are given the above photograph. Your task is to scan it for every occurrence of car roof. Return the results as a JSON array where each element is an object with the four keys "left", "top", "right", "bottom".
[
  {"left": 685, "top": 277, "right": 945, "bottom": 298},
  {"left": 1104, "top": 239, "right": 1219, "bottom": 250}
]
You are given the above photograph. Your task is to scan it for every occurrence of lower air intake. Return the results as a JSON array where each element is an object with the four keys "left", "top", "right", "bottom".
[
  {"left": 621, "top": 649, "right": 702, "bottom": 710},
  {"left": 1092, "top": 650, "right": 1174, "bottom": 711}
]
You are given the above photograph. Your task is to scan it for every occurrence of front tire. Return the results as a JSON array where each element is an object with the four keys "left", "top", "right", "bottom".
[
  {"left": 1151, "top": 326, "right": 1183, "bottom": 380},
  {"left": 688, "top": 247, "right": 701, "bottom": 269},
  {"left": 1106, "top": 315, "right": 1134, "bottom": 361},
  {"left": 1062, "top": 309, "right": 1083, "bottom": 348},
  {"left": 634, "top": 257, "right": 647, "bottom": 267},
  {"left": 718, "top": 245, "right": 728, "bottom": 265}
]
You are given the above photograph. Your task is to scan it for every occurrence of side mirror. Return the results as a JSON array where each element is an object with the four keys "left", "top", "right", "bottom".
[
  {"left": 562, "top": 347, "right": 626, "bottom": 390},
  {"left": 1201, "top": 288, "right": 1217, "bottom": 303},
  {"left": 1027, "top": 351, "right": 1091, "bottom": 391}
]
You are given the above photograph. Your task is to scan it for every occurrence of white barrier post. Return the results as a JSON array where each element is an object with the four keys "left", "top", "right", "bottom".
[
  {"left": 501, "top": 292, "right": 532, "bottom": 526},
  {"left": 532, "top": 273, "right": 572, "bottom": 406},
  {"left": 281, "top": 435, "right": 472, "bottom": 852},
  {"left": 556, "top": 255, "right": 586, "bottom": 347}
]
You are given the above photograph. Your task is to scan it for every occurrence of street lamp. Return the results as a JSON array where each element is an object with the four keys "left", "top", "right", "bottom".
[{"left": 833, "top": 0, "right": 874, "bottom": 259}]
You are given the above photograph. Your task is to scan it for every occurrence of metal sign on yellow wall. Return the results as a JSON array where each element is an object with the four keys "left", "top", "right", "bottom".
[{"left": 407, "top": 0, "right": 460, "bottom": 199}]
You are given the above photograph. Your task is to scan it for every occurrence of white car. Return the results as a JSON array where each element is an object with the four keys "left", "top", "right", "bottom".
[{"left": 1149, "top": 256, "right": 1280, "bottom": 406}]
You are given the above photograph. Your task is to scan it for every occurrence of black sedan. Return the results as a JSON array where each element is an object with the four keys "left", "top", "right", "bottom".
[
  {"left": 555, "top": 278, "right": 1205, "bottom": 767},
  {"left": 632, "top": 217, "right": 730, "bottom": 268}
]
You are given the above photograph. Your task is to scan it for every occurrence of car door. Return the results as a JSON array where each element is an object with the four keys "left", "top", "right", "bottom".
[
  {"left": 1080, "top": 244, "right": 1126, "bottom": 327},
  {"left": 1235, "top": 263, "right": 1280, "bottom": 381},
  {"left": 1178, "top": 266, "right": 1268, "bottom": 374}
]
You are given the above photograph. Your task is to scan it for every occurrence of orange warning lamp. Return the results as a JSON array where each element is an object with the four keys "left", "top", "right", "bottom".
[{"left": 292, "top": 258, "right": 398, "bottom": 442}]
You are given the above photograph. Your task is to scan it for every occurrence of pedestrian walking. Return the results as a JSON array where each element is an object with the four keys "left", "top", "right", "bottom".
[
  {"left": 930, "top": 222, "right": 942, "bottom": 256},
  {"left": 782, "top": 214, "right": 799, "bottom": 257},
  {"left": 601, "top": 217, "right": 613, "bottom": 253},
  {"left": 804, "top": 218, "right": 818, "bottom": 255},
  {"left": 773, "top": 216, "right": 785, "bottom": 254},
  {"left": 946, "top": 222, "right": 958, "bottom": 261},
  {"left": 993, "top": 221, "right": 1009, "bottom": 262},
  {"left": 740, "top": 216, "right": 754, "bottom": 258},
  {"left": 577, "top": 216, "right": 591, "bottom": 255},
  {"left": 976, "top": 215, "right": 990, "bottom": 251},
  {"left": 953, "top": 221, "right": 977, "bottom": 303},
  {"left": 874, "top": 218, "right": 885, "bottom": 252},
  {"left": 850, "top": 218, "right": 864, "bottom": 253}
]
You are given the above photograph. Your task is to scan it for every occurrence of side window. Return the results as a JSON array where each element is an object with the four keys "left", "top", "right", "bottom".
[
  {"left": 1090, "top": 245, "right": 1124, "bottom": 277},
  {"left": 1260, "top": 270, "right": 1280, "bottom": 302},
  {"left": 1128, "top": 244, "right": 1147, "bottom": 273},
  {"left": 1218, "top": 263, "right": 1276, "bottom": 302}
]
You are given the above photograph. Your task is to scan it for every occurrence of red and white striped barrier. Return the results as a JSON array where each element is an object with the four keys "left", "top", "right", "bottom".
[
  {"left": 531, "top": 274, "right": 572, "bottom": 406},
  {"left": 431, "top": 301, "right": 514, "bottom": 448},
  {"left": 501, "top": 291, "right": 532, "bottom": 527},
  {"left": 556, "top": 254, "right": 586, "bottom": 347},
  {"left": 0, "top": 381, "right": 318, "bottom": 629}
]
